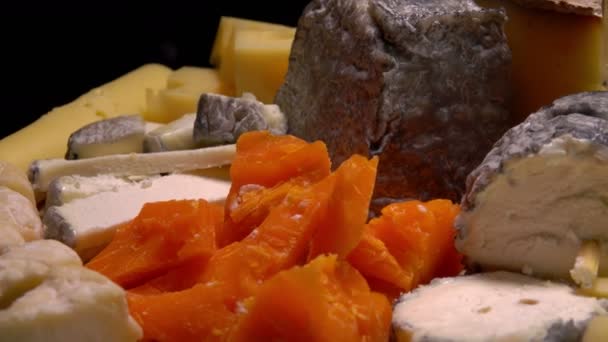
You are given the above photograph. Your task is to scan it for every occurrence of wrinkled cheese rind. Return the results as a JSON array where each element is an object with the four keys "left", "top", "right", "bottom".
[
  {"left": 43, "top": 173, "right": 231, "bottom": 261},
  {"left": 65, "top": 114, "right": 145, "bottom": 160},
  {"left": 0, "top": 161, "right": 36, "bottom": 206},
  {"left": 393, "top": 271, "right": 608, "bottom": 342},
  {"left": 0, "top": 187, "right": 42, "bottom": 242},
  {"left": 29, "top": 144, "right": 236, "bottom": 193}
]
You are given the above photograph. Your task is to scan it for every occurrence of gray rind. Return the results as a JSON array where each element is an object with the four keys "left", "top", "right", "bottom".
[
  {"left": 460, "top": 91, "right": 608, "bottom": 213},
  {"left": 275, "top": 0, "right": 512, "bottom": 213},
  {"left": 193, "top": 94, "right": 270, "bottom": 146},
  {"left": 42, "top": 206, "right": 76, "bottom": 249}
]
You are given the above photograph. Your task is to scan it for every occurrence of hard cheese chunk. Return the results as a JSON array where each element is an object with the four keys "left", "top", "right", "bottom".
[
  {"left": 0, "top": 64, "right": 172, "bottom": 171},
  {"left": 0, "top": 240, "right": 141, "bottom": 342},
  {"left": 476, "top": 0, "right": 605, "bottom": 122},
  {"left": 43, "top": 173, "right": 231, "bottom": 261},
  {"left": 146, "top": 67, "right": 232, "bottom": 123},
  {"left": 233, "top": 30, "right": 295, "bottom": 104}
]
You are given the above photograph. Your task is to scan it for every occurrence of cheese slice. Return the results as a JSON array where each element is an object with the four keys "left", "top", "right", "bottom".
[
  {"left": 476, "top": 0, "right": 605, "bottom": 122},
  {"left": 43, "top": 173, "right": 231, "bottom": 261},
  {"left": 0, "top": 64, "right": 172, "bottom": 171},
  {"left": 29, "top": 144, "right": 236, "bottom": 193},
  {"left": 393, "top": 271, "right": 608, "bottom": 342},
  {"left": 0, "top": 187, "right": 42, "bottom": 242}
]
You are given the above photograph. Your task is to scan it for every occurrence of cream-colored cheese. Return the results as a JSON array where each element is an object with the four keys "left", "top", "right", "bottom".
[
  {"left": 0, "top": 187, "right": 42, "bottom": 242},
  {"left": 43, "top": 173, "right": 231, "bottom": 261},
  {"left": 457, "top": 135, "right": 608, "bottom": 280},
  {"left": 393, "top": 271, "right": 608, "bottom": 342},
  {"left": 0, "top": 240, "right": 81, "bottom": 268},
  {"left": 0, "top": 161, "right": 36, "bottom": 206}
]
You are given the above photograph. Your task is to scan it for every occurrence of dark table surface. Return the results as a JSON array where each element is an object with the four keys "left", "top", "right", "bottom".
[{"left": 1, "top": 2, "right": 310, "bottom": 139}]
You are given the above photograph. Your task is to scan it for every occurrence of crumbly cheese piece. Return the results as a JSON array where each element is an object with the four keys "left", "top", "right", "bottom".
[
  {"left": 0, "top": 161, "right": 36, "bottom": 206},
  {"left": 144, "top": 113, "right": 198, "bottom": 152},
  {"left": 65, "top": 114, "right": 145, "bottom": 160},
  {"left": 43, "top": 173, "right": 231, "bottom": 261},
  {"left": 0, "top": 187, "right": 42, "bottom": 242},
  {"left": 393, "top": 271, "right": 608, "bottom": 342},
  {"left": 29, "top": 144, "right": 236, "bottom": 193},
  {"left": 45, "top": 174, "right": 160, "bottom": 207},
  {"left": 0, "top": 64, "right": 172, "bottom": 171},
  {"left": 0, "top": 259, "right": 141, "bottom": 342},
  {"left": 571, "top": 240, "right": 602, "bottom": 288}
]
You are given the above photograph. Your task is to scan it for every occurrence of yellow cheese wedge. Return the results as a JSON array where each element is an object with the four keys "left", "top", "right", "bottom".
[
  {"left": 0, "top": 64, "right": 172, "bottom": 171},
  {"left": 145, "top": 67, "right": 232, "bottom": 123},
  {"left": 233, "top": 30, "right": 296, "bottom": 104},
  {"left": 476, "top": 0, "right": 605, "bottom": 123},
  {"left": 210, "top": 16, "right": 294, "bottom": 67}
]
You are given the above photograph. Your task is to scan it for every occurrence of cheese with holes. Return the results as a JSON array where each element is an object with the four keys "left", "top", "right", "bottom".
[
  {"left": 145, "top": 67, "right": 232, "bottom": 123},
  {"left": 43, "top": 173, "right": 231, "bottom": 260},
  {"left": 392, "top": 271, "right": 608, "bottom": 342},
  {"left": 0, "top": 64, "right": 172, "bottom": 171},
  {"left": 476, "top": 0, "right": 605, "bottom": 122},
  {"left": 0, "top": 242, "right": 141, "bottom": 342}
]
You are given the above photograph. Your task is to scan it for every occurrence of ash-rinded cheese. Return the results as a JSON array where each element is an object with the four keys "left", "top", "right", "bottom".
[
  {"left": 456, "top": 91, "right": 608, "bottom": 281},
  {"left": 0, "top": 187, "right": 42, "bottom": 242},
  {"left": 29, "top": 143, "right": 236, "bottom": 193},
  {"left": 276, "top": 0, "right": 512, "bottom": 214},
  {"left": 0, "top": 247, "right": 141, "bottom": 342},
  {"left": 43, "top": 173, "right": 231, "bottom": 261},
  {"left": 65, "top": 114, "right": 146, "bottom": 160},
  {"left": 392, "top": 271, "right": 608, "bottom": 342},
  {"left": 45, "top": 174, "right": 160, "bottom": 207}
]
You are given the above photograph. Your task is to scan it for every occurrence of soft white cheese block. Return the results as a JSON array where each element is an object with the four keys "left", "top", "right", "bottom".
[
  {"left": 0, "top": 260, "right": 141, "bottom": 342},
  {"left": 43, "top": 173, "right": 231, "bottom": 261},
  {"left": 29, "top": 143, "right": 236, "bottom": 193},
  {"left": 45, "top": 174, "right": 160, "bottom": 207},
  {"left": 392, "top": 271, "right": 608, "bottom": 342},
  {"left": 0, "top": 186, "right": 42, "bottom": 242},
  {"left": 457, "top": 135, "right": 608, "bottom": 280}
]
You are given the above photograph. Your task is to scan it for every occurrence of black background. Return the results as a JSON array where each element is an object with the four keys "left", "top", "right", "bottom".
[{"left": 1, "top": 2, "right": 311, "bottom": 138}]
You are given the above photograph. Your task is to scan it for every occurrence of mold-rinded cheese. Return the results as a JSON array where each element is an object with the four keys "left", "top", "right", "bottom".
[
  {"left": 392, "top": 271, "right": 608, "bottom": 342},
  {"left": 0, "top": 258, "right": 141, "bottom": 342},
  {"left": 0, "top": 187, "right": 42, "bottom": 242},
  {"left": 456, "top": 92, "right": 608, "bottom": 281},
  {"left": 233, "top": 30, "right": 295, "bottom": 104},
  {"left": 43, "top": 173, "right": 231, "bottom": 261},
  {"left": 45, "top": 174, "right": 160, "bottom": 207},
  {"left": 145, "top": 67, "right": 232, "bottom": 123},
  {"left": 29, "top": 144, "right": 236, "bottom": 193},
  {"left": 0, "top": 64, "right": 172, "bottom": 171},
  {"left": 65, "top": 115, "right": 145, "bottom": 160},
  {"left": 476, "top": 0, "right": 605, "bottom": 122},
  {"left": 0, "top": 160, "right": 36, "bottom": 206}
]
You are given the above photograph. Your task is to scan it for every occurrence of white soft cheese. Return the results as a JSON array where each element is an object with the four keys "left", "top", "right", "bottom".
[
  {"left": 0, "top": 186, "right": 43, "bottom": 242},
  {"left": 45, "top": 174, "right": 160, "bottom": 207},
  {"left": 392, "top": 271, "right": 608, "bottom": 342},
  {"left": 457, "top": 135, "right": 608, "bottom": 280},
  {"left": 0, "top": 259, "right": 141, "bottom": 342},
  {"left": 43, "top": 173, "right": 231, "bottom": 261}
]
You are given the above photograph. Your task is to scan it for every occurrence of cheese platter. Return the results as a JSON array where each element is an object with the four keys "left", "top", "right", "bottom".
[{"left": 0, "top": 0, "right": 607, "bottom": 341}]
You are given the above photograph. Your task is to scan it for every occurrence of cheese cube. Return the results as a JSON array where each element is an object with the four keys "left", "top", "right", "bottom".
[
  {"left": 476, "top": 0, "right": 605, "bottom": 122},
  {"left": 210, "top": 16, "right": 295, "bottom": 67},
  {"left": 145, "top": 67, "right": 232, "bottom": 123},
  {"left": 233, "top": 30, "right": 295, "bottom": 104}
]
